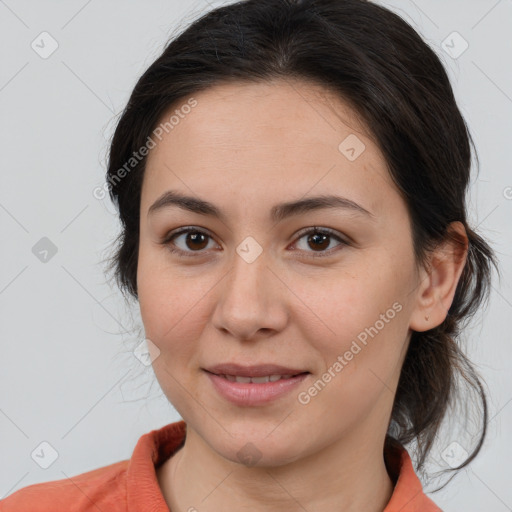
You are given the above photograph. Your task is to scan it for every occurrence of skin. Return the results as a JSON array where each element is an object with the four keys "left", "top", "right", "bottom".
[{"left": 137, "top": 78, "right": 468, "bottom": 512}]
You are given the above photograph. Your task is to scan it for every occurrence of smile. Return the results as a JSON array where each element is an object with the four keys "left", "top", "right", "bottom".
[{"left": 204, "top": 370, "right": 310, "bottom": 406}]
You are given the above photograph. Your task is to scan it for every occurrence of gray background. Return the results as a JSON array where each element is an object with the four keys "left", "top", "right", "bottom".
[{"left": 0, "top": 0, "right": 511, "bottom": 510}]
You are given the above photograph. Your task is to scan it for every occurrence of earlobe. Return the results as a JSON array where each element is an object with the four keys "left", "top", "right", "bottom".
[{"left": 409, "top": 222, "right": 468, "bottom": 333}]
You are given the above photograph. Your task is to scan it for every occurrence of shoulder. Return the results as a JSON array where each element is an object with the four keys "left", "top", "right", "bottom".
[{"left": 0, "top": 459, "right": 129, "bottom": 512}]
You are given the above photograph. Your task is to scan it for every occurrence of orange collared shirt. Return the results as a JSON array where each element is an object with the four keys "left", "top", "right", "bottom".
[{"left": 1, "top": 420, "right": 442, "bottom": 511}]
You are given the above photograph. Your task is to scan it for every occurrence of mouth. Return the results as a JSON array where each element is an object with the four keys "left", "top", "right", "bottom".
[
  {"left": 203, "top": 363, "right": 310, "bottom": 380},
  {"left": 204, "top": 371, "right": 308, "bottom": 383},
  {"left": 203, "top": 364, "right": 310, "bottom": 406}
]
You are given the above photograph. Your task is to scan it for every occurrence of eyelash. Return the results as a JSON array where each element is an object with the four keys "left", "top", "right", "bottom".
[{"left": 160, "top": 226, "right": 349, "bottom": 259}]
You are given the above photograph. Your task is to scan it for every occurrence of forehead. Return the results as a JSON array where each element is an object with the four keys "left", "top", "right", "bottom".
[
  {"left": 142, "top": 79, "right": 400, "bottom": 220},
  {"left": 162, "top": 78, "right": 369, "bottom": 152}
]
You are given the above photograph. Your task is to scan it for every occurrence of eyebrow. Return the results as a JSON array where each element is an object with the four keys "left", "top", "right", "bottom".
[{"left": 148, "top": 190, "right": 375, "bottom": 222}]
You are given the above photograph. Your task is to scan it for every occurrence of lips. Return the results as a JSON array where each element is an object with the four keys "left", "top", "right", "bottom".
[
  {"left": 204, "top": 366, "right": 310, "bottom": 406},
  {"left": 204, "top": 363, "right": 309, "bottom": 379}
]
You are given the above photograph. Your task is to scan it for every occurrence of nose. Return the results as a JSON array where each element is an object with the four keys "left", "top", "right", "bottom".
[{"left": 211, "top": 247, "right": 289, "bottom": 341}]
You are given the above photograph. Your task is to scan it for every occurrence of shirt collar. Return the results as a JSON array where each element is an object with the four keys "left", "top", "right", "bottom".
[
  {"left": 383, "top": 437, "right": 442, "bottom": 511},
  {"left": 127, "top": 420, "right": 187, "bottom": 511}
]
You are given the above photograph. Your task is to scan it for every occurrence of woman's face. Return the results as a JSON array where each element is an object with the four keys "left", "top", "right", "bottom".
[{"left": 137, "top": 79, "right": 425, "bottom": 466}]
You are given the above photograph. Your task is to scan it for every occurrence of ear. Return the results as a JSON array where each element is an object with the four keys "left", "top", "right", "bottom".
[{"left": 409, "top": 221, "right": 468, "bottom": 332}]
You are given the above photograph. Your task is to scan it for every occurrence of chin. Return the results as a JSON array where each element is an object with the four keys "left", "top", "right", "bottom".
[{"left": 203, "top": 425, "right": 304, "bottom": 468}]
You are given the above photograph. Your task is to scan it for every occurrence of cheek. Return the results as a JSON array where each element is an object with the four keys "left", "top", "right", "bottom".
[
  {"left": 137, "top": 255, "right": 209, "bottom": 413},
  {"left": 298, "top": 259, "right": 406, "bottom": 344},
  {"left": 138, "top": 276, "right": 202, "bottom": 344},
  {"left": 297, "top": 277, "right": 409, "bottom": 433},
  {"left": 137, "top": 248, "right": 214, "bottom": 355},
  {"left": 298, "top": 256, "right": 412, "bottom": 396}
]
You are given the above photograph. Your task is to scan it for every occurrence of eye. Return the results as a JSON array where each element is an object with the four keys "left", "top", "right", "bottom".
[
  {"left": 161, "top": 227, "right": 219, "bottom": 258},
  {"left": 290, "top": 227, "right": 348, "bottom": 258}
]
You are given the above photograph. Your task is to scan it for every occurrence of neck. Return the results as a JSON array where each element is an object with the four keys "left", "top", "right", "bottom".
[{"left": 157, "top": 422, "right": 395, "bottom": 512}]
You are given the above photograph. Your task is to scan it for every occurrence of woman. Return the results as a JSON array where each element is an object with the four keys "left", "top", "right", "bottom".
[{"left": 1, "top": 0, "right": 499, "bottom": 510}]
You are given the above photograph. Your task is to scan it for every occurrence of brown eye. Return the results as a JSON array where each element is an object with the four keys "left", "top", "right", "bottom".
[
  {"left": 182, "top": 231, "right": 209, "bottom": 251},
  {"left": 306, "top": 232, "right": 331, "bottom": 252},
  {"left": 162, "top": 228, "right": 217, "bottom": 257},
  {"left": 292, "top": 227, "right": 348, "bottom": 258}
]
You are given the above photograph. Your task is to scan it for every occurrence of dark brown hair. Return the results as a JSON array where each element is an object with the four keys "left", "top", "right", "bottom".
[{"left": 105, "top": 0, "right": 500, "bottom": 486}]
